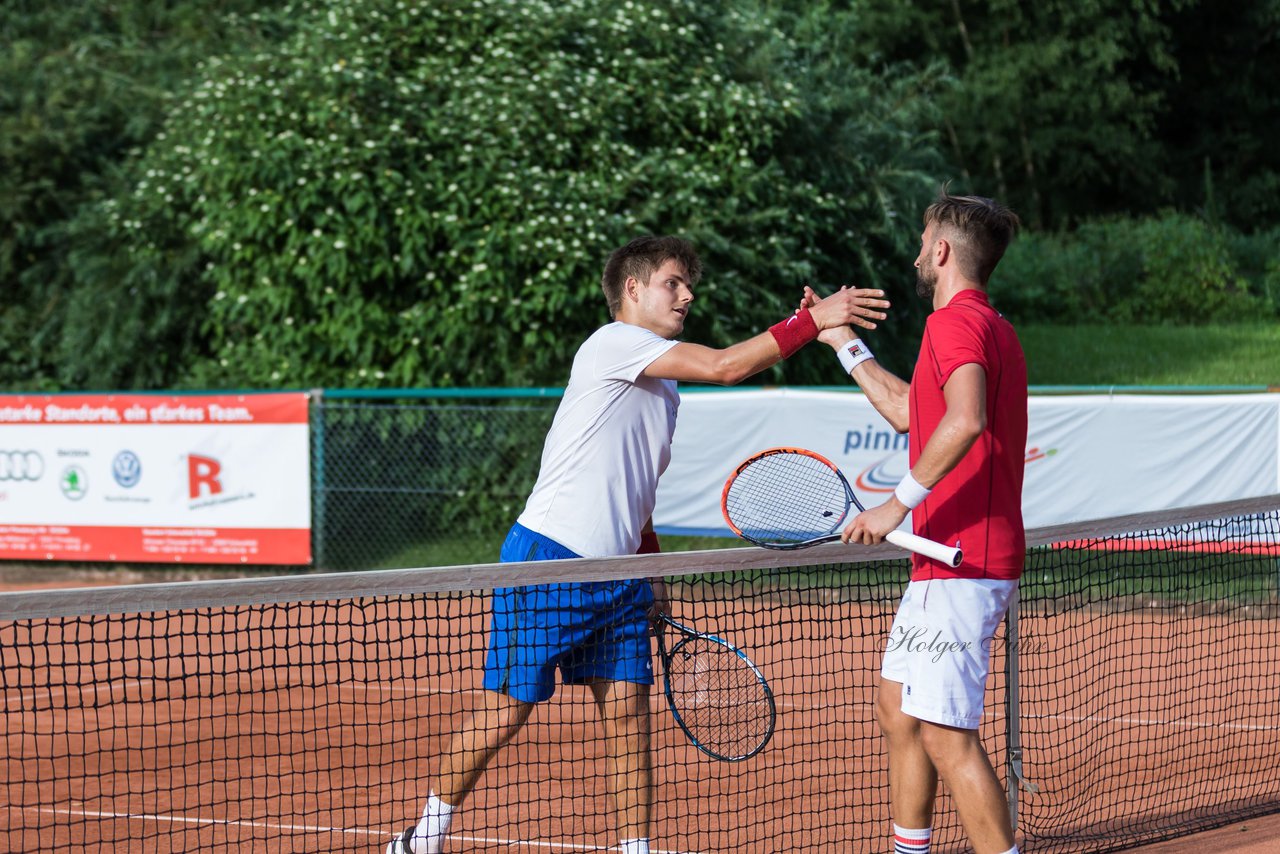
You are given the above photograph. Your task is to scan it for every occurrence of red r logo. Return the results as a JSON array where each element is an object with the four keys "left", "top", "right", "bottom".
[{"left": 188, "top": 454, "right": 223, "bottom": 499}]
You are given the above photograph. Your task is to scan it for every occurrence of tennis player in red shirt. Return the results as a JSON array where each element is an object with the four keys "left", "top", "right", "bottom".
[{"left": 803, "top": 190, "right": 1027, "bottom": 854}]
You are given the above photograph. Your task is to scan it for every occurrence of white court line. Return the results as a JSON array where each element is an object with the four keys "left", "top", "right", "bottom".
[
  {"left": 745, "top": 699, "right": 1280, "bottom": 736},
  {"left": 13, "top": 678, "right": 1277, "bottom": 738},
  {"left": 772, "top": 699, "right": 851, "bottom": 713},
  {"left": 341, "top": 683, "right": 683, "bottom": 716},
  {"left": 1021, "top": 710, "right": 1280, "bottom": 734},
  {"left": 343, "top": 682, "right": 485, "bottom": 697},
  {"left": 36, "top": 808, "right": 704, "bottom": 854},
  {"left": 0, "top": 679, "right": 148, "bottom": 710}
]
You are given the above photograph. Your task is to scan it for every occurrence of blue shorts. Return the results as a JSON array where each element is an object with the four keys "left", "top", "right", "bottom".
[{"left": 482, "top": 522, "right": 655, "bottom": 703}]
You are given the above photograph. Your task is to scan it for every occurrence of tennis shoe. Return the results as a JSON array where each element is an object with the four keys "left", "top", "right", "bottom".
[{"left": 385, "top": 827, "right": 416, "bottom": 854}]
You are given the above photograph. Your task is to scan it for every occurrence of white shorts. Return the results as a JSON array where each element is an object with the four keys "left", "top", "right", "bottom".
[{"left": 880, "top": 578, "right": 1018, "bottom": 730}]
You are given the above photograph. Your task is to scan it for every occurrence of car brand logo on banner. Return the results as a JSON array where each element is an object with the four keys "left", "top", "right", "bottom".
[
  {"left": 112, "top": 450, "right": 142, "bottom": 488},
  {"left": 60, "top": 464, "right": 88, "bottom": 500},
  {"left": 0, "top": 450, "right": 45, "bottom": 481}
]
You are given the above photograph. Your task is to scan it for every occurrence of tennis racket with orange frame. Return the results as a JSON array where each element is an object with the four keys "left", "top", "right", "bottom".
[{"left": 721, "top": 446, "right": 963, "bottom": 567}]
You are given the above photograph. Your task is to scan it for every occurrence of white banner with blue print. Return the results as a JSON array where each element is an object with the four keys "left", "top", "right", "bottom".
[{"left": 653, "top": 389, "right": 1280, "bottom": 537}]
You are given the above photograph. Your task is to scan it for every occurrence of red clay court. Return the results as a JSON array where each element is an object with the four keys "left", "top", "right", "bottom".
[{"left": 2, "top": 498, "right": 1279, "bottom": 852}]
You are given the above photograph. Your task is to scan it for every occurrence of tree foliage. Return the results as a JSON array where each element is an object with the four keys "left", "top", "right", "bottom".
[
  {"left": 0, "top": 0, "right": 289, "bottom": 389},
  {"left": 845, "top": 0, "right": 1280, "bottom": 232},
  {"left": 84, "top": 0, "right": 942, "bottom": 389},
  {"left": 847, "top": 0, "right": 1187, "bottom": 229},
  {"left": 1154, "top": 0, "right": 1280, "bottom": 226},
  {"left": 989, "top": 213, "right": 1278, "bottom": 324},
  {"left": 4, "top": 0, "right": 1278, "bottom": 393}
]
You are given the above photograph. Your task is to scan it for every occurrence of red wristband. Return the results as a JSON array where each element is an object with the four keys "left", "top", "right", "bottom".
[
  {"left": 637, "top": 531, "right": 661, "bottom": 554},
  {"left": 768, "top": 308, "right": 819, "bottom": 359}
]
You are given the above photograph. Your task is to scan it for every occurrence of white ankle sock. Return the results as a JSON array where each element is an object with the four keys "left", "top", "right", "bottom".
[
  {"left": 411, "top": 792, "right": 455, "bottom": 854},
  {"left": 893, "top": 824, "right": 931, "bottom": 854},
  {"left": 620, "top": 839, "right": 650, "bottom": 854}
]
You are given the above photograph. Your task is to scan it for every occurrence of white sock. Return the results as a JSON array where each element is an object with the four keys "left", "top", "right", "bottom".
[
  {"left": 620, "top": 839, "right": 650, "bottom": 854},
  {"left": 893, "top": 824, "right": 931, "bottom": 854},
  {"left": 411, "top": 792, "right": 455, "bottom": 854},
  {"left": 996, "top": 848, "right": 1019, "bottom": 854}
]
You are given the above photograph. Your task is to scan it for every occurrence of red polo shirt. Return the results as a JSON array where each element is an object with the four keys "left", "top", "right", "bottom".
[{"left": 908, "top": 289, "right": 1028, "bottom": 580}]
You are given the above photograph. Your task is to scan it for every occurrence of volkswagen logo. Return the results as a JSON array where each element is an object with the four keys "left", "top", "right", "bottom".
[
  {"left": 0, "top": 450, "right": 44, "bottom": 481},
  {"left": 113, "top": 450, "right": 142, "bottom": 488}
]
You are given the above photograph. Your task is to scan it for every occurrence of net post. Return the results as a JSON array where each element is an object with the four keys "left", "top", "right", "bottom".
[
  {"left": 1005, "top": 587, "right": 1023, "bottom": 835},
  {"left": 310, "top": 388, "right": 327, "bottom": 570}
]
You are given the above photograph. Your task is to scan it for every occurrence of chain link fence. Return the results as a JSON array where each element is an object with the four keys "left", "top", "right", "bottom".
[{"left": 311, "top": 390, "right": 559, "bottom": 570}]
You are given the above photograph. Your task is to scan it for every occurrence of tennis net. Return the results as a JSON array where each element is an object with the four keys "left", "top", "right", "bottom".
[{"left": 1, "top": 494, "right": 1278, "bottom": 853}]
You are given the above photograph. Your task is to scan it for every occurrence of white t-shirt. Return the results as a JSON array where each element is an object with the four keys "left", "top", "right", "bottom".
[{"left": 517, "top": 321, "right": 680, "bottom": 557}]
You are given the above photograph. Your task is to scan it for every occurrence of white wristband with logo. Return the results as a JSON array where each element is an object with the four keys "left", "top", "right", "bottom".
[
  {"left": 836, "top": 339, "right": 875, "bottom": 375},
  {"left": 894, "top": 471, "right": 932, "bottom": 510}
]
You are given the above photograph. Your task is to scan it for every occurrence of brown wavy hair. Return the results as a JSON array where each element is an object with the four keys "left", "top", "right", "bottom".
[
  {"left": 924, "top": 189, "right": 1021, "bottom": 284},
  {"left": 601, "top": 236, "right": 703, "bottom": 319}
]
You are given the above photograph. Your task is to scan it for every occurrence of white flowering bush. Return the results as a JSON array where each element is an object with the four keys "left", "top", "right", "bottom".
[{"left": 100, "top": 0, "right": 941, "bottom": 387}]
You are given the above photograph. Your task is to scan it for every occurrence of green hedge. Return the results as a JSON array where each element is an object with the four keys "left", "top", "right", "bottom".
[
  {"left": 989, "top": 213, "right": 1280, "bottom": 325},
  {"left": 59, "top": 0, "right": 943, "bottom": 391},
  {"left": 0, "top": 0, "right": 290, "bottom": 391}
]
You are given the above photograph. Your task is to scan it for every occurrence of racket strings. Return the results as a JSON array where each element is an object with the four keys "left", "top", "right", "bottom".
[
  {"left": 667, "top": 637, "right": 772, "bottom": 758},
  {"left": 725, "top": 453, "right": 850, "bottom": 544}
]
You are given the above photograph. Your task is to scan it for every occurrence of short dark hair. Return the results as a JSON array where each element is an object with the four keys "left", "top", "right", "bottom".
[
  {"left": 924, "top": 190, "right": 1021, "bottom": 284},
  {"left": 601, "top": 236, "right": 703, "bottom": 319}
]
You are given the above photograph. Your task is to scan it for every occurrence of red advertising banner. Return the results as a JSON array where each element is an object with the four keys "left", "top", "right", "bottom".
[
  {"left": 0, "top": 525, "right": 311, "bottom": 564},
  {"left": 0, "top": 392, "right": 312, "bottom": 564}
]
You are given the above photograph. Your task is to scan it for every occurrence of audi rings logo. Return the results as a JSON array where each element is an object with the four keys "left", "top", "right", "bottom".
[{"left": 0, "top": 450, "right": 45, "bottom": 482}]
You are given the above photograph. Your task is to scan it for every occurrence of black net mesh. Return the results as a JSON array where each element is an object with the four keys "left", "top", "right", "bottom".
[{"left": 0, "top": 498, "right": 1277, "bottom": 852}]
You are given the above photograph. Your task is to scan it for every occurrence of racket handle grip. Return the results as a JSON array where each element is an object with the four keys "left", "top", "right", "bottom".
[{"left": 885, "top": 530, "right": 963, "bottom": 568}]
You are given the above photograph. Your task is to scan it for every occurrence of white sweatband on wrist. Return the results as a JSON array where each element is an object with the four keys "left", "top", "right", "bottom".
[
  {"left": 894, "top": 471, "right": 932, "bottom": 510},
  {"left": 836, "top": 339, "right": 875, "bottom": 375}
]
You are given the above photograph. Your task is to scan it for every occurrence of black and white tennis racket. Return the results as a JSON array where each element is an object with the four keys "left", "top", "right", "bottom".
[
  {"left": 721, "top": 446, "right": 963, "bottom": 567},
  {"left": 653, "top": 612, "right": 776, "bottom": 762}
]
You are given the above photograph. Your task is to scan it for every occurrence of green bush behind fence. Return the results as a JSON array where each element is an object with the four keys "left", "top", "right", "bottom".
[
  {"left": 309, "top": 387, "right": 1280, "bottom": 571},
  {"left": 312, "top": 391, "right": 557, "bottom": 570}
]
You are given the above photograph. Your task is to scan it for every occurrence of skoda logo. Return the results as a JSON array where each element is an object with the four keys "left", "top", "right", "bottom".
[
  {"left": 113, "top": 450, "right": 142, "bottom": 488},
  {"left": 0, "top": 450, "right": 44, "bottom": 481},
  {"left": 60, "top": 465, "right": 88, "bottom": 500}
]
